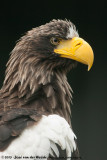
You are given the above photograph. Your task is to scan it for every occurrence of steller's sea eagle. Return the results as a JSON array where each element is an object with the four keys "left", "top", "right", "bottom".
[{"left": 0, "top": 19, "right": 94, "bottom": 160}]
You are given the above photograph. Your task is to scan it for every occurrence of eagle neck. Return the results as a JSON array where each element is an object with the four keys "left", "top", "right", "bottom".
[
  {"left": 1, "top": 63, "right": 72, "bottom": 125},
  {"left": 53, "top": 71, "right": 72, "bottom": 124}
]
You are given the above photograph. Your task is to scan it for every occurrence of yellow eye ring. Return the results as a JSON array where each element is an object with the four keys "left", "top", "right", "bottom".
[{"left": 50, "top": 37, "right": 61, "bottom": 45}]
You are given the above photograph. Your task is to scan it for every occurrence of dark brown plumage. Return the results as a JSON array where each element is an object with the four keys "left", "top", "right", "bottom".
[{"left": 0, "top": 19, "right": 80, "bottom": 159}]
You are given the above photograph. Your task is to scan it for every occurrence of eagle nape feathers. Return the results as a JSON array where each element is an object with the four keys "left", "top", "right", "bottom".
[{"left": 0, "top": 19, "right": 94, "bottom": 160}]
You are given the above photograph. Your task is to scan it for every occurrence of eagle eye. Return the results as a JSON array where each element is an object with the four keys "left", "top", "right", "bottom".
[{"left": 50, "top": 37, "right": 61, "bottom": 45}]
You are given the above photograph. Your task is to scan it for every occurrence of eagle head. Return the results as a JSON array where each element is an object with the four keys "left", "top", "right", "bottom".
[{"left": 5, "top": 20, "right": 93, "bottom": 77}]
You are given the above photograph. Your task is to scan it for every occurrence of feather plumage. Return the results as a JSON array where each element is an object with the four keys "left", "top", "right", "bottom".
[{"left": 0, "top": 19, "right": 80, "bottom": 159}]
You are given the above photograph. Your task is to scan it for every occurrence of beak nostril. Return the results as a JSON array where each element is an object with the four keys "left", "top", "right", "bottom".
[{"left": 75, "top": 42, "right": 82, "bottom": 47}]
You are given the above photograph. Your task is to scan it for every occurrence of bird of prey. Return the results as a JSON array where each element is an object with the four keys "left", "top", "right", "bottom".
[{"left": 0, "top": 19, "right": 94, "bottom": 160}]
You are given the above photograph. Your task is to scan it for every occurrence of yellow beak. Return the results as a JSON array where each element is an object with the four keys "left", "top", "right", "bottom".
[{"left": 54, "top": 37, "right": 94, "bottom": 71}]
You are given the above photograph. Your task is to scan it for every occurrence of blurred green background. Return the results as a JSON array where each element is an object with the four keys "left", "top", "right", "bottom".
[{"left": 0, "top": 1, "right": 106, "bottom": 160}]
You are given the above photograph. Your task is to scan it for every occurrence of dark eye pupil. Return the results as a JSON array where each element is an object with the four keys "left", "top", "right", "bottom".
[{"left": 54, "top": 38, "right": 58, "bottom": 42}]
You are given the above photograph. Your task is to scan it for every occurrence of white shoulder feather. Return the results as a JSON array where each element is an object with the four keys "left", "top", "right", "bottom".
[{"left": 0, "top": 115, "right": 77, "bottom": 160}]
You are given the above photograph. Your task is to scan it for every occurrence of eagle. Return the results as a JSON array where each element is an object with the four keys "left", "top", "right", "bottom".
[{"left": 0, "top": 19, "right": 94, "bottom": 160}]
